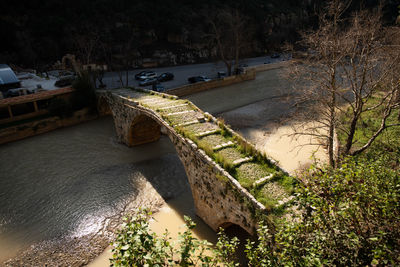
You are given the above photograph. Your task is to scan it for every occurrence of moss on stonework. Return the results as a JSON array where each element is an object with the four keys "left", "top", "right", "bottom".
[
  {"left": 123, "top": 89, "right": 299, "bottom": 221},
  {"left": 165, "top": 111, "right": 201, "bottom": 125},
  {"left": 200, "top": 134, "right": 231, "bottom": 147},
  {"left": 158, "top": 104, "right": 194, "bottom": 114},
  {"left": 182, "top": 122, "right": 219, "bottom": 134},
  {"left": 236, "top": 163, "right": 273, "bottom": 187},
  {"left": 215, "top": 147, "right": 246, "bottom": 164}
]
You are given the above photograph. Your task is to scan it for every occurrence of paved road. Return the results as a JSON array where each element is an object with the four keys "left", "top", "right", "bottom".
[
  {"left": 186, "top": 66, "right": 292, "bottom": 115},
  {"left": 101, "top": 55, "right": 289, "bottom": 90}
]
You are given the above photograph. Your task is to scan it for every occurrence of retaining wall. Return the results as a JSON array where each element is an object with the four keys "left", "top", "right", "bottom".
[
  {"left": 167, "top": 70, "right": 256, "bottom": 97},
  {"left": 0, "top": 108, "right": 97, "bottom": 145}
]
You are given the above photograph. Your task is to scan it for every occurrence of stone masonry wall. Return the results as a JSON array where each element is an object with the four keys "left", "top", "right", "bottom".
[
  {"left": 104, "top": 91, "right": 266, "bottom": 234},
  {"left": 167, "top": 70, "right": 256, "bottom": 97}
]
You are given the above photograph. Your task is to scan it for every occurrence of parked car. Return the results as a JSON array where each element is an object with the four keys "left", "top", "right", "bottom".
[
  {"left": 55, "top": 75, "right": 76, "bottom": 87},
  {"left": 152, "top": 84, "right": 165, "bottom": 92},
  {"left": 236, "top": 63, "right": 248, "bottom": 74},
  {"left": 5, "top": 88, "right": 35, "bottom": 97},
  {"left": 135, "top": 71, "right": 157, "bottom": 81},
  {"left": 188, "top": 76, "right": 211, "bottom": 83},
  {"left": 271, "top": 53, "right": 280, "bottom": 58},
  {"left": 139, "top": 78, "right": 159, "bottom": 86},
  {"left": 217, "top": 71, "right": 227, "bottom": 78},
  {"left": 157, "top": 72, "right": 174, "bottom": 82}
]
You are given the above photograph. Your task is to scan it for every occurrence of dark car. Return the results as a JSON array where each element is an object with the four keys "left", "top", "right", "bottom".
[
  {"left": 188, "top": 76, "right": 211, "bottom": 83},
  {"left": 135, "top": 71, "right": 157, "bottom": 81},
  {"left": 139, "top": 78, "right": 159, "bottom": 86},
  {"left": 55, "top": 75, "right": 76, "bottom": 87},
  {"left": 217, "top": 71, "right": 227, "bottom": 78},
  {"left": 152, "top": 83, "right": 165, "bottom": 92},
  {"left": 157, "top": 72, "right": 174, "bottom": 82},
  {"left": 5, "top": 88, "right": 35, "bottom": 97},
  {"left": 235, "top": 63, "right": 248, "bottom": 74},
  {"left": 271, "top": 53, "right": 280, "bottom": 58}
]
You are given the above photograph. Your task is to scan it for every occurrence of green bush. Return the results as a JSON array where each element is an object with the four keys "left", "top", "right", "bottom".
[
  {"left": 111, "top": 209, "right": 239, "bottom": 267},
  {"left": 261, "top": 156, "right": 400, "bottom": 266},
  {"left": 112, "top": 157, "right": 400, "bottom": 266}
]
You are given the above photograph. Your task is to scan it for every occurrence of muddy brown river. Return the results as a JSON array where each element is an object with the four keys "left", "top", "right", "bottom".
[{"left": 0, "top": 116, "right": 217, "bottom": 265}]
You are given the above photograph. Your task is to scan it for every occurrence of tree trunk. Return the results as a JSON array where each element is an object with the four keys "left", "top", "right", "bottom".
[
  {"left": 344, "top": 114, "right": 359, "bottom": 155},
  {"left": 328, "top": 101, "right": 335, "bottom": 167},
  {"left": 224, "top": 61, "right": 232, "bottom": 76},
  {"left": 328, "top": 71, "right": 337, "bottom": 167}
]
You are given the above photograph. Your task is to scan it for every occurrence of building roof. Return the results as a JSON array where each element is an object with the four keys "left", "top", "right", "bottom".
[{"left": 0, "top": 64, "right": 20, "bottom": 85}]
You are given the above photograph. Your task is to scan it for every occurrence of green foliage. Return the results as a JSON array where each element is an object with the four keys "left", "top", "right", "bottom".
[
  {"left": 245, "top": 221, "right": 277, "bottom": 267},
  {"left": 111, "top": 209, "right": 240, "bottom": 266},
  {"left": 338, "top": 97, "right": 400, "bottom": 169},
  {"left": 258, "top": 156, "right": 400, "bottom": 266},
  {"left": 213, "top": 152, "right": 235, "bottom": 173},
  {"left": 110, "top": 209, "right": 172, "bottom": 266},
  {"left": 112, "top": 156, "right": 400, "bottom": 266},
  {"left": 214, "top": 229, "right": 240, "bottom": 267}
]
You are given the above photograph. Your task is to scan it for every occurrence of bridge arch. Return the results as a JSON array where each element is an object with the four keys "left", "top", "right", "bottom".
[
  {"left": 100, "top": 89, "right": 271, "bottom": 235},
  {"left": 128, "top": 114, "right": 161, "bottom": 146}
]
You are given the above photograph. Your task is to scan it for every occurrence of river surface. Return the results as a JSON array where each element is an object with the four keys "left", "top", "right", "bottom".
[{"left": 0, "top": 116, "right": 217, "bottom": 264}]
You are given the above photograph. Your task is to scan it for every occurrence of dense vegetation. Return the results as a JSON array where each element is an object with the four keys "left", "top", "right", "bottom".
[
  {"left": 1, "top": 0, "right": 398, "bottom": 69},
  {"left": 111, "top": 154, "right": 400, "bottom": 266}
]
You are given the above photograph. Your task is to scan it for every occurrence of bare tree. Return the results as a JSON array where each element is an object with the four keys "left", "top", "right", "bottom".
[
  {"left": 206, "top": 8, "right": 252, "bottom": 75},
  {"left": 288, "top": 0, "right": 400, "bottom": 167},
  {"left": 73, "top": 28, "right": 100, "bottom": 66}
]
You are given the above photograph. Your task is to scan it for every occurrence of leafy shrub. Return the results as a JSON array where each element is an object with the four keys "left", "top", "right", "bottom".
[
  {"left": 111, "top": 209, "right": 239, "bottom": 267},
  {"left": 260, "top": 156, "right": 400, "bottom": 266}
]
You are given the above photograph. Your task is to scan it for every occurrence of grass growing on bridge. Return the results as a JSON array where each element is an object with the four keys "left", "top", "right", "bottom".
[{"left": 131, "top": 89, "right": 298, "bottom": 216}]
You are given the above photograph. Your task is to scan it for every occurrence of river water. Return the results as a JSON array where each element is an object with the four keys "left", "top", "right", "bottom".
[{"left": 0, "top": 116, "right": 217, "bottom": 265}]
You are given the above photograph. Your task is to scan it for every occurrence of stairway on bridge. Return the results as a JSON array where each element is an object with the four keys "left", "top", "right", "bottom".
[{"left": 111, "top": 88, "right": 297, "bottom": 219}]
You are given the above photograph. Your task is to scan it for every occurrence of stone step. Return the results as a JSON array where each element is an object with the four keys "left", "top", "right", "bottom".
[
  {"left": 176, "top": 120, "right": 200, "bottom": 127},
  {"left": 195, "top": 129, "right": 219, "bottom": 138},
  {"left": 157, "top": 103, "right": 189, "bottom": 110},
  {"left": 232, "top": 157, "right": 253, "bottom": 166},
  {"left": 277, "top": 196, "right": 295, "bottom": 207},
  {"left": 140, "top": 98, "right": 171, "bottom": 105},
  {"left": 213, "top": 141, "right": 235, "bottom": 151},
  {"left": 166, "top": 110, "right": 196, "bottom": 116},
  {"left": 253, "top": 173, "right": 274, "bottom": 187}
]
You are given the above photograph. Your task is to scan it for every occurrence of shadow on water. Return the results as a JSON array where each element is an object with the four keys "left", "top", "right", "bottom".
[
  {"left": 0, "top": 115, "right": 252, "bottom": 264},
  {"left": 0, "top": 116, "right": 187, "bottom": 262}
]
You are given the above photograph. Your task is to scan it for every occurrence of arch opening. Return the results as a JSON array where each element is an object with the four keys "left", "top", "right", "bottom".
[
  {"left": 218, "top": 222, "right": 253, "bottom": 265},
  {"left": 128, "top": 114, "right": 161, "bottom": 146}
]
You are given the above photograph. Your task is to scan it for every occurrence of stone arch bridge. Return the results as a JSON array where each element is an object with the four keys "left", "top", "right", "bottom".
[{"left": 98, "top": 88, "right": 296, "bottom": 235}]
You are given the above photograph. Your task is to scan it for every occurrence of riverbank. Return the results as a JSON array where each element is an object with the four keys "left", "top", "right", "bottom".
[{"left": 0, "top": 107, "right": 98, "bottom": 145}]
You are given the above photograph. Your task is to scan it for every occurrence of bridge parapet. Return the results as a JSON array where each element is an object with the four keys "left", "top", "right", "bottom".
[{"left": 99, "top": 88, "right": 297, "bottom": 234}]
